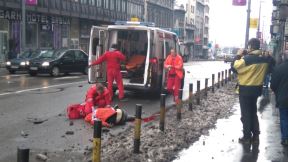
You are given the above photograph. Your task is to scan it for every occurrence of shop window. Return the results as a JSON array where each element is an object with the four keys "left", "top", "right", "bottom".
[{"left": 26, "top": 23, "right": 37, "bottom": 49}]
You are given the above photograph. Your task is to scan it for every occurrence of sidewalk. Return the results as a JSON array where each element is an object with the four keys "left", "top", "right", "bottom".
[{"left": 175, "top": 88, "right": 288, "bottom": 162}]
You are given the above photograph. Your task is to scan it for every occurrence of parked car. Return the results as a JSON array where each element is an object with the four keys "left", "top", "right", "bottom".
[
  {"left": 28, "top": 49, "right": 88, "bottom": 76},
  {"left": 5, "top": 49, "right": 50, "bottom": 74}
]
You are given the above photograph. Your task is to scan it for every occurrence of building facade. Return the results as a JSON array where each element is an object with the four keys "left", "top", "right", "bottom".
[
  {"left": 0, "top": 0, "right": 147, "bottom": 64},
  {"left": 173, "top": 4, "right": 185, "bottom": 41},
  {"left": 184, "top": 0, "right": 195, "bottom": 59},
  {"left": 147, "top": 0, "right": 174, "bottom": 28}
]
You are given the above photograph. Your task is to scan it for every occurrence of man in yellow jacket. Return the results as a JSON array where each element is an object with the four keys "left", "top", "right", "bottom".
[{"left": 233, "top": 38, "right": 270, "bottom": 144}]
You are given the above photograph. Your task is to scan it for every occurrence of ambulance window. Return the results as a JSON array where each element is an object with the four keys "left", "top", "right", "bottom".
[
  {"left": 149, "top": 31, "right": 154, "bottom": 57},
  {"left": 92, "top": 37, "right": 99, "bottom": 56}
]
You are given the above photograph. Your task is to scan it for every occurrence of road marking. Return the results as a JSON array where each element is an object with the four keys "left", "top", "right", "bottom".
[
  {"left": 1, "top": 74, "right": 28, "bottom": 78},
  {"left": 0, "top": 81, "right": 87, "bottom": 96},
  {"left": 54, "top": 76, "right": 82, "bottom": 80}
]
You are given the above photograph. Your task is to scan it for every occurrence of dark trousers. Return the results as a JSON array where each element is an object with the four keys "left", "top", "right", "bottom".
[{"left": 239, "top": 95, "right": 260, "bottom": 138}]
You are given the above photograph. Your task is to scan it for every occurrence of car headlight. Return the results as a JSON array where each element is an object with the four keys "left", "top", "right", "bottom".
[
  {"left": 20, "top": 62, "right": 26, "bottom": 66},
  {"left": 26, "top": 61, "right": 29, "bottom": 66},
  {"left": 6, "top": 61, "right": 11, "bottom": 66},
  {"left": 42, "top": 62, "right": 50, "bottom": 67}
]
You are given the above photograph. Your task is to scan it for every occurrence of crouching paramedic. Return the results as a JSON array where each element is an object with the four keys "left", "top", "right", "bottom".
[
  {"left": 164, "top": 48, "right": 184, "bottom": 102},
  {"left": 89, "top": 44, "right": 126, "bottom": 100},
  {"left": 84, "top": 83, "right": 111, "bottom": 115},
  {"left": 233, "top": 38, "right": 270, "bottom": 144},
  {"left": 84, "top": 106, "right": 135, "bottom": 127}
]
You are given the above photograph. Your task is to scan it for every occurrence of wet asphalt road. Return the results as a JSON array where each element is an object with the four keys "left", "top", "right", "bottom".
[{"left": 0, "top": 61, "right": 232, "bottom": 161}]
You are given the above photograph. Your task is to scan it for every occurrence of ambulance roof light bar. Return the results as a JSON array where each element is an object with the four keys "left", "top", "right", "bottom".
[{"left": 115, "top": 21, "right": 155, "bottom": 27}]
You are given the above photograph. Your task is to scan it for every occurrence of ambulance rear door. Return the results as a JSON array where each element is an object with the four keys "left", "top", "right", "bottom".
[{"left": 88, "top": 26, "right": 108, "bottom": 84}]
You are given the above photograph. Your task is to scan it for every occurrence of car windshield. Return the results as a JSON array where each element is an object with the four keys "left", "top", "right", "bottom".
[
  {"left": 30, "top": 50, "right": 53, "bottom": 58},
  {"left": 39, "top": 49, "right": 65, "bottom": 58},
  {"left": 19, "top": 51, "right": 33, "bottom": 59}
]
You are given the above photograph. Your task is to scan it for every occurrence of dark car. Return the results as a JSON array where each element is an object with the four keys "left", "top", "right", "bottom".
[
  {"left": 5, "top": 49, "right": 50, "bottom": 74},
  {"left": 28, "top": 49, "right": 88, "bottom": 76}
]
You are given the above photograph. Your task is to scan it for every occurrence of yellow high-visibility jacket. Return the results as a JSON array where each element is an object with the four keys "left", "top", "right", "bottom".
[{"left": 233, "top": 50, "right": 269, "bottom": 96}]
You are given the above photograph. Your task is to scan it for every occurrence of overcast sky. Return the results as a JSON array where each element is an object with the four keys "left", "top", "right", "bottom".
[{"left": 176, "top": 0, "right": 273, "bottom": 47}]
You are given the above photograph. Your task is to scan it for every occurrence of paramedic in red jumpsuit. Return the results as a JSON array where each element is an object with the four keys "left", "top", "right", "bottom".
[
  {"left": 84, "top": 83, "right": 111, "bottom": 115},
  {"left": 164, "top": 48, "right": 184, "bottom": 102},
  {"left": 89, "top": 44, "right": 126, "bottom": 100}
]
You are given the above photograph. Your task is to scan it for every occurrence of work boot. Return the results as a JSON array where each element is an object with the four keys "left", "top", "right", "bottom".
[
  {"left": 281, "top": 139, "right": 288, "bottom": 147},
  {"left": 238, "top": 137, "right": 251, "bottom": 144}
]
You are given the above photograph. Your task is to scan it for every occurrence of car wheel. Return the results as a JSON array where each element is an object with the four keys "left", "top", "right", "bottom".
[
  {"left": 8, "top": 70, "right": 15, "bottom": 74},
  {"left": 51, "top": 66, "right": 60, "bottom": 77},
  {"left": 29, "top": 71, "right": 37, "bottom": 76},
  {"left": 83, "top": 66, "right": 88, "bottom": 75}
]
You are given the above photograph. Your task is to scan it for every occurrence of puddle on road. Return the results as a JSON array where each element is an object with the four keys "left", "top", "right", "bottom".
[{"left": 174, "top": 95, "right": 288, "bottom": 162}]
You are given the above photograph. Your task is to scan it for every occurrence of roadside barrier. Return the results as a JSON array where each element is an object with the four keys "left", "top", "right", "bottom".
[
  {"left": 212, "top": 74, "right": 215, "bottom": 93},
  {"left": 221, "top": 71, "right": 224, "bottom": 86},
  {"left": 217, "top": 72, "right": 220, "bottom": 88},
  {"left": 225, "top": 70, "right": 228, "bottom": 84},
  {"left": 92, "top": 120, "right": 102, "bottom": 162},
  {"left": 17, "top": 146, "right": 29, "bottom": 162},
  {"left": 159, "top": 94, "right": 166, "bottom": 131},
  {"left": 205, "top": 78, "right": 208, "bottom": 97},
  {"left": 189, "top": 83, "right": 193, "bottom": 111},
  {"left": 197, "top": 80, "right": 201, "bottom": 105},
  {"left": 134, "top": 104, "right": 142, "bottom": 154},
  {"left": 177, "top": 89, "right": 183, "bottom": 121}
]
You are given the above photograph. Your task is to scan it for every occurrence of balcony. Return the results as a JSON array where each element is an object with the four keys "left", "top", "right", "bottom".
[{"left": 185, "top": 23, "right": 195, "bottom": 31}]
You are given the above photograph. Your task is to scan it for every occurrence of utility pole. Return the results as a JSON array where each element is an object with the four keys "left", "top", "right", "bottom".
[
  {"left": 257, "top": 1, "right": 262, "bottom": 39},
  {"left": 245, "top": 0, "right": 252, "bottom": 49},
  {"left": 144, "top": 0, "right": 148, "bottom": 22},
  {"left": 21, "top": 0, "right": 26, "bottom": 52}
]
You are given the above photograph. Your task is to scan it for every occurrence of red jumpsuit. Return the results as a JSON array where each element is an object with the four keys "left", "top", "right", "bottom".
[
  {"left": 84, "top": 84, "right": 111, "bottom": 115},
  {"left": 91, "top": 50, "right": 126, "bottom": 99},
  {"left": 84, "top": 107, "right": 117, "bottom": 127},
  {"left": 164, "top": 54, "right": 183, "bottom": 102}
]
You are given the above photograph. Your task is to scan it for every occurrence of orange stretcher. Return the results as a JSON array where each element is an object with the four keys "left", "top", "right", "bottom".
[{"left": 125, "top": 55, "right": 146, "bottom": 71}]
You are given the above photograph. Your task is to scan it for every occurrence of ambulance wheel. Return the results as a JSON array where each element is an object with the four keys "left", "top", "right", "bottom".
[{"left": 83, "top": 66, "right": 88, "bottom": 75}]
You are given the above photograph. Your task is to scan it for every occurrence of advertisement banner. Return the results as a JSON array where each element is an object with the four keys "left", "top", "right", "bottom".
[
  {"left": 26, "top": 0, "right": 37, "bottom": 6},
  {"left": 250, "top": 18, "right": 258, "bottom": 28},
  {"left": 232, "top": 0, "right": 246, "bottom": 6}
]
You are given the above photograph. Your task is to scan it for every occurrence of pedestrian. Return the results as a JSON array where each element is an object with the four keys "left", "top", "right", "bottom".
[
  {"left": 84, "top": 83, "right": 111, "bottom": 115},
  {"left": 270, "top": 57, "right": 288, "bottom": 146},
  {"left": 233, "top": 38, "right": 270, "bottom": 144},
  {"left": 263, "top": 51, "right": 276, "bottom": 88},
  {"left": 84, "top": 105, "right": 135, "bottom": 128},
  {"left": 89, "top": 44, "right": 126, "bottom": 101},
  {"left": 164, "top": 48, "right": 184, "bottom": 102}
]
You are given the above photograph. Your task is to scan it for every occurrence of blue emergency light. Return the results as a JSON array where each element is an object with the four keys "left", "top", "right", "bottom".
[{"left": 115, "top": 21, "right": 155, "bottom": 27}]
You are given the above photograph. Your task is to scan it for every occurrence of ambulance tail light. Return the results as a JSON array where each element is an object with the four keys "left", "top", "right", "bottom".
[{"left": 149, "top": 57, "right": 158, "bottom": 64}]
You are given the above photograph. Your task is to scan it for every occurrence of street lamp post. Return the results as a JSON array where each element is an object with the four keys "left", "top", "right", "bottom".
[
  {"left": 245, "top": 0, "right": 252, "bottom": 48},
  {"left": 21, "top": 0, "right": 26, "bottom": 52}
]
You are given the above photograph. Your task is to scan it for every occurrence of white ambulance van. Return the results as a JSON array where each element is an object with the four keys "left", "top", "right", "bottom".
[{"left": 88, "top": 21, "right": 180, "bottom": 93}]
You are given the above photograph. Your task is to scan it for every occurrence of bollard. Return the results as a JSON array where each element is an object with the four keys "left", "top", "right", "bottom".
[
  {"left": 228, "top": 69, "right": 232, "bottom": 81},
  {"left": 217, "top": 72, "right": 220, "bottom": 88},
  {"left": 189, "top": 83, "right": 193, "bottom": 111},
  {"left": 17, "top": 146, "right": 29, "bottom": 162},
  {"left": 159, "top": 94, "right": 166, "bottom": 131},
  {"left": 205, "top": 78, "right": 208, "bottom": 97},
  {"left": 134, "top": 104, "right": 142, "bottom": 154},
  {"left": 221, "top": 71, "right": 224, "bottom": 86},
  {"left": 197, "top": 80, "right": 200, "bottom": 105},
  {"left": 212, "top": 74, "right": 215, "bottom": 93},
  {"left": 177, "top": 89, "right": 183, "bottom": 121},
  {"left": 225, "top": 70, "right": 227, "bottom": 84},
  {"left": 92, "top": 120, "right": 102, "bottom": 162}
]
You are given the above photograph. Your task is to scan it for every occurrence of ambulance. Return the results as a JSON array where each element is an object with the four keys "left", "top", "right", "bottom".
[{"left": 88, "top": 21, "right": 180, "bottom": 93}]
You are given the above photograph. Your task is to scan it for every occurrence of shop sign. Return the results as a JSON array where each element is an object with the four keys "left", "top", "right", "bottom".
[
  {"left": 0, "top": 9, "right": 70, "bottom": 25},
  {"left": 26, "top": 0, "right": 37, "bottom": 6}
]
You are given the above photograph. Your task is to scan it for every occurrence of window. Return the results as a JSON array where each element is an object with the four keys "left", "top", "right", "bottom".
[
  {"left": 63, "top": 51, "right": 75, "bottom": 60},
  {"left": 96, "top": 0, "right": 102, "bottom": 7},
  {"left": 191, "top": 6, "right": 195, "bottom": 13},
  {"left": 81, "top": 0, "right": 87, "bottom": 4},
  {"left": 104, "top": 0, "right": 109, "bottom": 9},
  {"left": 110, "top": 0, "right": 115, "bottom": 10},
  {"left": 75, "top": 50, "right": 86, "bottom": 60}
]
